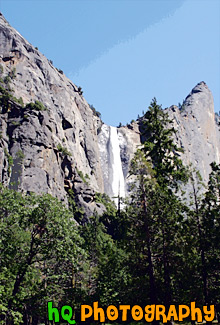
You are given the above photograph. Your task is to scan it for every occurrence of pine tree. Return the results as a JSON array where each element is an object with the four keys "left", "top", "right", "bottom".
[
  {"left": 128, "top": 150, "right": 158, "bottom": 306},
  {"left": 127, "top": 98, "right": 189, "bottom": 310},
  {"left": 200, "top": 163, "right": 220, "bottom": 306},
  {"left": 142, "top": 97, "right": 187, "bottom": 189},
  {"left": 185, "top": 162, "right": 220, "bottom": 316}
]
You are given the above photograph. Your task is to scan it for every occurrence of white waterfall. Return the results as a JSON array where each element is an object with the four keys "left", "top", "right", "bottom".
[
  {"left": 108, "top": 126, "right": 126, "bottom": 205},
  {"left": 98, "top": 124, "right": 126, "bottom": 206}
]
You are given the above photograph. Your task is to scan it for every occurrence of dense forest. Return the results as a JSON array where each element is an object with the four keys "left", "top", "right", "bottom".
[{"left": 0, "top": 99, "right": 220, "bottom": 324}]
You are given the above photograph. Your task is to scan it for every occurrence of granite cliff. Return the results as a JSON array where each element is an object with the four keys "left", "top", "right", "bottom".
[
  {"left": 0, "top": 13, "right": 105, "bottom": 217},
  {"left": 0, "top": 13, "right": 219, "bottom": 215},
  {"left": 168, "top": 82, "right": 220, "bottom": 185}
]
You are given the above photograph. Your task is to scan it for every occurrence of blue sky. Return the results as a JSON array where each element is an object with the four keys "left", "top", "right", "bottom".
[{"left": 1, "top": 0, "right": 219, "bottom": 126}]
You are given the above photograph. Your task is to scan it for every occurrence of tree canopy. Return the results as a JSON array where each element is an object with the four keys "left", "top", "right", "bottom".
[{"left": 1, "top": 98, "right": 220, "bottom": 324}]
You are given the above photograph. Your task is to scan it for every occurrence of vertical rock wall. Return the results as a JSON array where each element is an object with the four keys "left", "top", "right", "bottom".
[
  {"left": 0, "top": 14, "right": 220, "bottom": 213},
  {"left": 169, "top": 82, "right": 220, "bottom": 184},
  {"left": 0, "top": 14, "right": 104, "bottom": 215}
]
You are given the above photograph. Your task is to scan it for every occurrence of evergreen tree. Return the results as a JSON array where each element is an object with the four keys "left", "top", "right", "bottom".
[
  {"left": 79, "top": 213, "right": 130, "bottom": 308},
  {"left": 200, "top": 163, "right": 220, "bottom": 306},
  {"left": 188, "top": 169, "right": 208, "bottom": 306},
  {"left": 142, "top": 97, "right": 187, "bottom": 189},
  {"left": 128, "top": 150, "right": 159, "bottom": 306},
  {"left": 126, "top": 98, "right": 189, "bottom": 310},
  {"left": 183, "top": 162, "right": 220, "bottom": 313}
]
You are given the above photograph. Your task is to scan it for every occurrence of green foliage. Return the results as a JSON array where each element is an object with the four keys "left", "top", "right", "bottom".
[
  {"left": 1, "top": 94, "right": 220, "bottom": 322},
  {"left": 0, "top": 85, "right": 11, "bottom": 112},
  {"left": 15, "top": 150, "right": 25, "bottom": 161},
  {"left": 123, "top": 99, "right": 191, "bottom": 306},
  {"left": 100, "top": 199, "right": 130, "bottom": 243},
  {"left": 9, "top": 68, "right": 16, "bottom": 80},
  {"left": 76, "top": 168, "right": 89, "bottom": 184},
  {"left": 3, "top": 75, "right": 11, "bottom": 85},
  {"left": 17, "top": 97, "right": 24, "bottom": 107},
  {"left": 67, "top": 189, "right": 85, "bottom": 224},
  {"left": 57, "top": 144, "right": 72, "bottom": 157},
  {"left": 142, "top": 97, "right": 188, "bottom": 189},
  {"left": 187, "top": 162, "right": 220, "bottom": 305},
  {"left": 79, "top": 213, "right": 130, "bottom": 306},
  {"left": 0, "top": 67, "right": 17, "bottom": 95},
  {"left": 120, "top": 97, "right": 220, "bottom": 311},
  {"left": 4, "top": 148, "right": 13, "bottom": 174},
  {"left": 95, "top": 192, "right": 115, "bottom": 210},
  {"left": 0, "top": 186, "right": 83, "bottom": 324},
  {"left": 25, "top": 100, "right": 47, "bottom": 112},
  {"left": 0, "top": 79, "right": 24, "bottom": 112},
  {"left": 11, "top": 120, "right": 20, "bottom": 126}
]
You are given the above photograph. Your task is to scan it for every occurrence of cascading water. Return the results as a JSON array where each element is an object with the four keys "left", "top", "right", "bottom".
[
  {"left": 98, "top": 124, "right": 126, "bottom": 206},
  {"left": 108, "top": 126, "right": 126, "bottom": 204}
]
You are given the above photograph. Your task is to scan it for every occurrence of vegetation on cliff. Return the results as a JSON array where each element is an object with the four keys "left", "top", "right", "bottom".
[{"left": 0, "top": 99, "right": 220, "bottom": 324}]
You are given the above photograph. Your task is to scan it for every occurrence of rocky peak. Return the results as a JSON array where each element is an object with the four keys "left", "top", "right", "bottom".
[
  {"left": 168, "top": 81, "right": 220, "bottom": 184},
  {"left": 182, "top": 81, "right": 214, "bottom": 118}
]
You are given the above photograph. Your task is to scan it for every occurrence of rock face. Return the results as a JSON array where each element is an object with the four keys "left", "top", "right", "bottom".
[
  {"left": 168, "top": 81, "right": 220, "bottom": 184},
  {"left": 0, "top": 13, "right": 105, "bottom": 217},
  {"left": 0, "top": 14, "right": 219, "bottom": 214}
]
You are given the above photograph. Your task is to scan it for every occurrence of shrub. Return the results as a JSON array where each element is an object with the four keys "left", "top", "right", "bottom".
[
  {"left": 16, "top": 150, "right": 25, "bottom": 160},
  {"left": 4, "top": 148, "right": 13, "bottom": 174},
  {"left": 25, "top": 100, "right": 47, "bottom": 111},
  {"left": 94, "top": 192, "right": 117, "bottom": 214},
  {"left": 78, "top": 86, "right": 83, "bottom": 96},
  {"left": 12, "top": 96, "right": 24, "bottom": 107},
  {"left": 4, "top": 75, "right": 11, "bottom": 85},
  {"left": 9, "top": 68, "right": 16, "bottom": 80},
  {"left": 17, "top": 97, "right": 24, "bottom": 107},
  {"left": 0, "top": 86, "right": 11, "bottom": 112},
  {"left": 76, "top": 168, "right": 89, "bottom": 184},
  {"left": 11, "top": 121, "right": 20, "bottom": 126},
  {"left": 57, "top": 144, "right": 72, "bottom": 157}
]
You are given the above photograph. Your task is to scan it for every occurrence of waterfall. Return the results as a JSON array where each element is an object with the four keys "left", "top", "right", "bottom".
[
  {"left": 108, "top": 126, "right": 126, "bottom": 205},
  {"left": 98, "top": 124, "right": 126, "bottom": 206}
]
